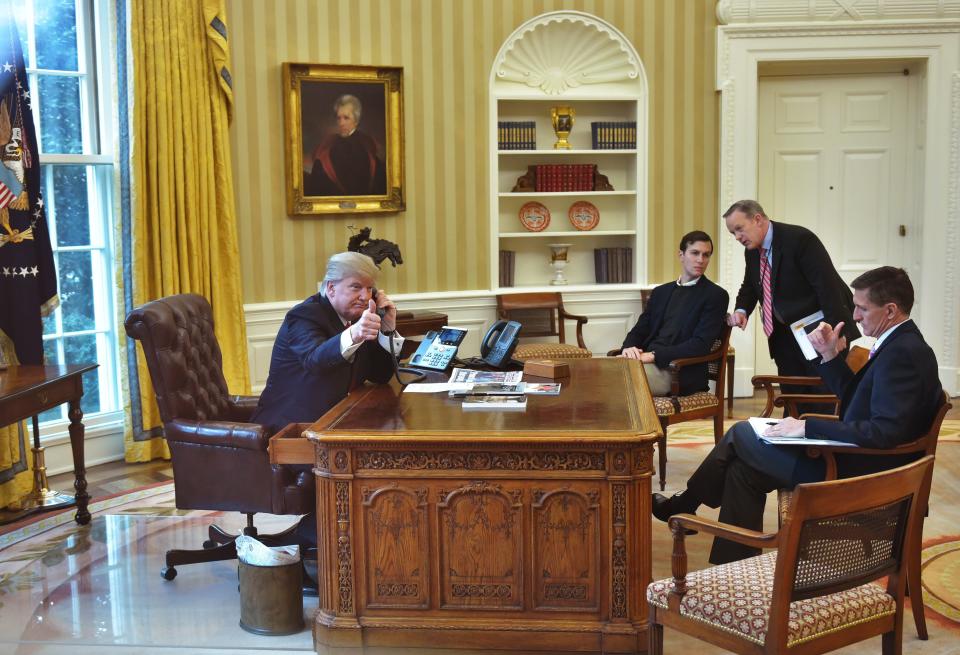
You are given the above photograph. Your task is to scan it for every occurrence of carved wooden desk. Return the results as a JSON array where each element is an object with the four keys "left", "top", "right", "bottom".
[
  {"left": 0, "top": 364, "right": 98, "bottom": 525},
  {"left": 291, "top": 358, "right": 661, "bottom": 653}
]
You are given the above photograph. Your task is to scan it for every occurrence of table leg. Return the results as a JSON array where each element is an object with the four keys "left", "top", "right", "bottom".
[{"left": 68, "top": 399, "right": 90, "bottom": 525}]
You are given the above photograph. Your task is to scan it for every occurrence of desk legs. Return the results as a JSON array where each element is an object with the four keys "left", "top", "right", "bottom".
[{"left": 68, "top": 399, "right": 90, "bottom": 525}]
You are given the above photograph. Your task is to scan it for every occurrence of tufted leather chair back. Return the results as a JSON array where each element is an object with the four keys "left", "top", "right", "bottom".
[
  {"left": 125, "top": 293, "right": 314, "bottom": 516},
  {"left": 124, "top": 294, "right": 231, "bottom": 424}
]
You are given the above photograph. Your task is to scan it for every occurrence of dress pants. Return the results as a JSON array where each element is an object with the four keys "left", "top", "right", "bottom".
[{"left": 685, "top": 421, "right": 825, "bottom": 564}]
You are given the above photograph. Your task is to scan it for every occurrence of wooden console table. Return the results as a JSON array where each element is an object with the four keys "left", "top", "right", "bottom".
[
  {"left": 0, "top": 364, "right": 98, "bottom": 525},
  {"left": 271, "top": 358, "right": 661, "bottom": 653}
]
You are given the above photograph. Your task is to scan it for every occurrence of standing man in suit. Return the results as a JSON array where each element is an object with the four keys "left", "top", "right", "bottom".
[
  {"left": 252, "top": 251, "right": 401, "bottom": 434},
  {"left": 618, "top": 230, "right": 729, "bottom": 395},
  {"left": 652, "top": 266, "right": 942, "bottom": 564},
  {"left": 724, "top": 200, "right": 859, "bottom": 399}
]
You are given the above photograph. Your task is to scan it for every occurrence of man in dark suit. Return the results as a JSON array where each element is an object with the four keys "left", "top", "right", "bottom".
[
  {"left": 251, "top": 252, "right": 402, "bottom": 551},
  {"left": 724, "top": 200, "right": 859, "bottom": 401},
  {"left": 251, "top": 251, "right": 400, "bottom": 435},
  {"left": 618, "top": 230, "right": 729, "bottom": 395},
  {"left": 653, "top": 267, "right": 942, "bottom": 564}
]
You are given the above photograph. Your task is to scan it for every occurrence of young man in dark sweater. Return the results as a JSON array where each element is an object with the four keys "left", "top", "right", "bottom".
[{"left": 618, "top": 231, "right": 729, "bottom": 395}]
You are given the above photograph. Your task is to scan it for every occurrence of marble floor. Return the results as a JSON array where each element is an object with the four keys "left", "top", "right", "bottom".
[{"left": 0, "top": 395, "right": 957, "bottom": 655}]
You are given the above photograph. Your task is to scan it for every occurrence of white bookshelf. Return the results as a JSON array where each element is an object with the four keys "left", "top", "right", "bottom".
[{"left": 489, "top": 11, "right": 648, "bottom": 291}]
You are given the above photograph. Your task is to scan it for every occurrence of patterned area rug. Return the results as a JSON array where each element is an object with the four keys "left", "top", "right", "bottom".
[{"left": 667, "top": 418, "right": 960, "bottom": 445}]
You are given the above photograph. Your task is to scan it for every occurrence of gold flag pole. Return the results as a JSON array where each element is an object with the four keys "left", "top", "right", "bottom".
[{"left": 0, "top": 416, "right": 75, "bottom": 525}]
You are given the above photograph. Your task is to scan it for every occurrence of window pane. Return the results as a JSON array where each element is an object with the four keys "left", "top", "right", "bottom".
[
  {"left": 34, "top": 0, "right": 78, "bottom": 71},
  {"left": 12, "top": 10, "right": 29, "bottom": 68},
  {"left": 58, "top": 250, "right": 94, "bottom": 332},
  {"left": 38, "top": 75, "right": 82, "bottom": 153},
  {"left": 42, "top": 306, "right": 57, "bottom": 335},
  {"left": 62, "top": 335, "right": 99, "bottom": 413},
  {"left": 45, "top": 165, "right": 90, "bottom": 246}
]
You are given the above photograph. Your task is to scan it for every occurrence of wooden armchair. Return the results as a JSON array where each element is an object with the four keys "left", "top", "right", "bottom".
[
  {"left": 608, "top": 323, "right": 732, "bottom": 490},
  {"left": 648, "top": 456, "right": 935, "bottom": 655},
  {"left": 752, "top": 345, "right": 870, "bottom": 418},
  {"left": 495, "top": 292, "right": 591, "bottom": 359},
  {"left": 775, "top": 390, "right": 951, "bottom": 640}
]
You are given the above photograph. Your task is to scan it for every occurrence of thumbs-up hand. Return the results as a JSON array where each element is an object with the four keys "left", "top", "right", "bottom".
[
  {"left": 808, "top": 321, "right": 846, "bottom": 363},
  {"left": 350, "top": 299, "right": 382, "bottom": 344}
]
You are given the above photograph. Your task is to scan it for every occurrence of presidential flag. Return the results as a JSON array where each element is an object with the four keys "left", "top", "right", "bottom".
[{"left": 0, "top": 5, "right": 58, "bottom": 366}]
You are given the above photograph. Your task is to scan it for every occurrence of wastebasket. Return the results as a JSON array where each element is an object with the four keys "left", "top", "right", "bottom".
[{"left": 237, "top": 547, "right": 304, "bottom": 635}]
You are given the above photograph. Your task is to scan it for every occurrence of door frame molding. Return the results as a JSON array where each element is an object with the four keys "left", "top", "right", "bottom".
[{"left": 716, "top": 15, "right": 960, "bottom": 396}]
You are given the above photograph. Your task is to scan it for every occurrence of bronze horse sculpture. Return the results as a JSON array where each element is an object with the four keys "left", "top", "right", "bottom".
[{"left": 347, "top": 227, "right": 403, "bottom": 268}]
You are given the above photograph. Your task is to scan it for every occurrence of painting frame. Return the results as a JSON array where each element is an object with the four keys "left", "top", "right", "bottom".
[{"left": 283, "top": 63, "right": 404, "bottom": 215}]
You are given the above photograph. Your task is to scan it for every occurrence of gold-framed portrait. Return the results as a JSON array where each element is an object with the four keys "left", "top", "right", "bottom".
[{"left": 283, "top": 63, "right": 404, "bottom": 215}]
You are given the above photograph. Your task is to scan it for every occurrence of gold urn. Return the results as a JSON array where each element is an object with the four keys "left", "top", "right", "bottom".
[{"left": 550, "top": 106, "right": 575, "bottom": 150}]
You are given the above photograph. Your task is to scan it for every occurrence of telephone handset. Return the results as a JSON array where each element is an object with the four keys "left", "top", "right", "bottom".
[
  {"left": 370, "top": 288, "right": 426, "bottom": 384},
  {"left": 480, "top": 320, "right": 521, "bottom": 369},
  {"left": 410, "top": 327, "right": 467, "bottom": 371}
]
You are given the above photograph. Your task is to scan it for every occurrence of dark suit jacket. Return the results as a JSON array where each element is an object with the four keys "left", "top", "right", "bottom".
[
  {"left": 734, "top": 221, "right": 859, "bottom": 358},
  {"left": 621, "top": 276, "right": 729, "bottom": 394},
  {"left": 805, "top": 319, "right": 942, "bottom": 478},
  {"left": 251, "top": 294, "right": 394, "bottom": 434}
]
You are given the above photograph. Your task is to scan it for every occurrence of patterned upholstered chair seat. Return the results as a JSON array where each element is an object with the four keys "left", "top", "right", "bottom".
[
  {"left": 514, "top": 342, "right": 592, "bottom": 360},
  {"left": 651, "top": 391, "right": 718, "bottom": 417},
  {"left": 647, "top": 552, "right": 896, "bottom": 648}
]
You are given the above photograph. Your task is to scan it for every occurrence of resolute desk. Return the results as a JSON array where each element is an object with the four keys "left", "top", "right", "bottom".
[{"left": 270, "top": 358, "right": 661, "bottom": 654}]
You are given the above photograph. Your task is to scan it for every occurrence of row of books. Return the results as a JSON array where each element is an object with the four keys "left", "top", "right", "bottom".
[
  {"left": 499, "top": 250, "right": 516, "bottom": 287},
  {"left": 594, "top": 247, "right": 633, "bottom": 283},
  {"left": 591, "top": 121, "right": 637, "bottom": 149},
  {"left": 533, "top": 164, "right": 596, "bottom": 192},
  {"left": 498, "top": 121, "right": 536, "bottom": 150}
]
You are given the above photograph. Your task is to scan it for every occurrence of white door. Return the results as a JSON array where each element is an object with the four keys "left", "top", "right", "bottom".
[{"left": 755, "top": 71, "right": 917, "bottom": 374}]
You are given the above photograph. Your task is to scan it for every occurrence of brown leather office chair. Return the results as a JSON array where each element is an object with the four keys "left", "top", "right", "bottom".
[
  {"left": 775, "top": 390, "right": 951, "bottom": 640},
  {"left": 649, "top": 456, "right": 934, "bottom": 655},
  {"left": 495, "top": 292, "right": 592, "bottom": 359},
  {"left": 124, "top": 294, "right": 314, "bottom": 581},
  {"left": 608, "top": 323, "right": 732, "bottom": 491}
]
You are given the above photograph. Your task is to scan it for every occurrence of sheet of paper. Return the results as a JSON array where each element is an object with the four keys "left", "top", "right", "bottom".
[
  {"left": 790, "top": 310, "right": 825, "bottom": 361},
  {"left": 749, "top": 416, "right": 856, "bottom": 447},
  {"left": 403, "top": 382, "right": 473, "bottom": 393}
]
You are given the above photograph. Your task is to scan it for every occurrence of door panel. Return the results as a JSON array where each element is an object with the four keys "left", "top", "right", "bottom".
[{"left": 756, "top": 72, "right": 913, "bottom": 374}]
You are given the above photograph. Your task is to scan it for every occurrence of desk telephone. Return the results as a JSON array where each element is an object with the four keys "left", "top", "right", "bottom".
[
  {"left": 480, "top": 320, "right": 521, "bottom": 368},
  {"left": 410, "top": 327, "right": 468, "bottom": 371}
]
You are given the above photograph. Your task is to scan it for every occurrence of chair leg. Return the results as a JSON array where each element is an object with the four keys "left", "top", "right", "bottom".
[
  {"left": 726, "top": 351, "right": 735, "bottom": 418},
  {"left": 648, "top": 607, "right": 664, "bottom": 655},
  {"left": 658, "top": 434, "right": 667, "bottom": 491},
  {"left": 908, "top": 522, "right": 928, "bottom": 640},
  {"left": 713, "top": 412, "right": 724, "bottom": 444}
]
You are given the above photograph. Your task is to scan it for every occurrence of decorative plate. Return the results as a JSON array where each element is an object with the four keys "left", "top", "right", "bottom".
[
  {"left": 519, "top": 201, "right": 551, "bottom": 232},
  {"left": 568, "top": 201, "right": 600, "bottom": 231}
]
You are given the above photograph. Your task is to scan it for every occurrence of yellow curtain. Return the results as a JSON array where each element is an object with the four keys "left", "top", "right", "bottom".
[
  {"left": 0, "top": 422, "right": 33, "bottom": 509},
  {"left": 126, "top": 0, "right": 248, "bottom": 462}
]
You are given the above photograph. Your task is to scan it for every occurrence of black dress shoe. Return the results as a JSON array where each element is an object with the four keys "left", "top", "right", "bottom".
[{"left": 652, "top": 492, "right": 698, "bottom": 534}]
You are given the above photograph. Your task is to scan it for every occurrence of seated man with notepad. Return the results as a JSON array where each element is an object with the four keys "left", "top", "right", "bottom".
[{"left": 652, "top": 266, "right": 942, "bottom": 564}]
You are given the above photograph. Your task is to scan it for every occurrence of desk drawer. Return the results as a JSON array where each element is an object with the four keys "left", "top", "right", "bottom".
[
  {"left": 2, "top": 383, "right": 75, "bottom": 425},
  {"left": 268, "top": 422, "right": 313, "bottom": 465}
]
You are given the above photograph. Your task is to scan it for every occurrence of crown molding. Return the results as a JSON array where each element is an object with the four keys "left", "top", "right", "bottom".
[{"left": 717, "top": 0, "right": 960, "bottom": 26}]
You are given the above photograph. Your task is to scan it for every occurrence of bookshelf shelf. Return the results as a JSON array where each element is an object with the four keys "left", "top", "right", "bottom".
[{"left": 490, "top": 11, "right": 647, "bottom": 289}]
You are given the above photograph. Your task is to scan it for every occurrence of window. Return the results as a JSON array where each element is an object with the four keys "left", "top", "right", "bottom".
[{"left": 15, "top": 0, "right": 118, "bottom": 426}]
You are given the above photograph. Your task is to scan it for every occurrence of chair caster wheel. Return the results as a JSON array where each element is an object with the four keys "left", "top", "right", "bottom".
[
  {"left": 161, "top": 566, "right": 177, "bottom": 581},
  {"left": 203, "top": 539, "right": 217, "bottom": 549}
]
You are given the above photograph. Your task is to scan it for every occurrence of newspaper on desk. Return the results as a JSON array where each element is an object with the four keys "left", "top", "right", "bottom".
[
  {"left": 748, "top": 417, "right": 855, "bottom": 448},
  {"left": 449, "top": 367, "right": 524, "bottom": 385}
]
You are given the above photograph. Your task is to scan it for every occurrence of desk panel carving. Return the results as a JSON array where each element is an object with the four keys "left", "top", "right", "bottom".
[{"left": 292, "top": 358, "right": 662, "bottom": 653}]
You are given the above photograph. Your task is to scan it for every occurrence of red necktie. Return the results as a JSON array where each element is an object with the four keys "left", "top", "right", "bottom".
[{"left": 759, "top": 248, "right": 774, "bottom": 337}]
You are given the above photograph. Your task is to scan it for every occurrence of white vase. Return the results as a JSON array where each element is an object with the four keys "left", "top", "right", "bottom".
[{"left": 548, "top": 243, "right": 571, "bottom": 285}]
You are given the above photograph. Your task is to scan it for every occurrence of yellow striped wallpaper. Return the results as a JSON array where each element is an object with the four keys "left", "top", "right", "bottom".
[{"left": 225, "top": 0, "right": 719, "bottom": 303}]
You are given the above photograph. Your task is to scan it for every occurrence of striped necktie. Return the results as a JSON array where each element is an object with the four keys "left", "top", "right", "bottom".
[
  {"left": 868, "top": 344, "right": 878, "bottom": 360},
  {"left": 759, "top": 247, "right": 774, "bottom": 337}
]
